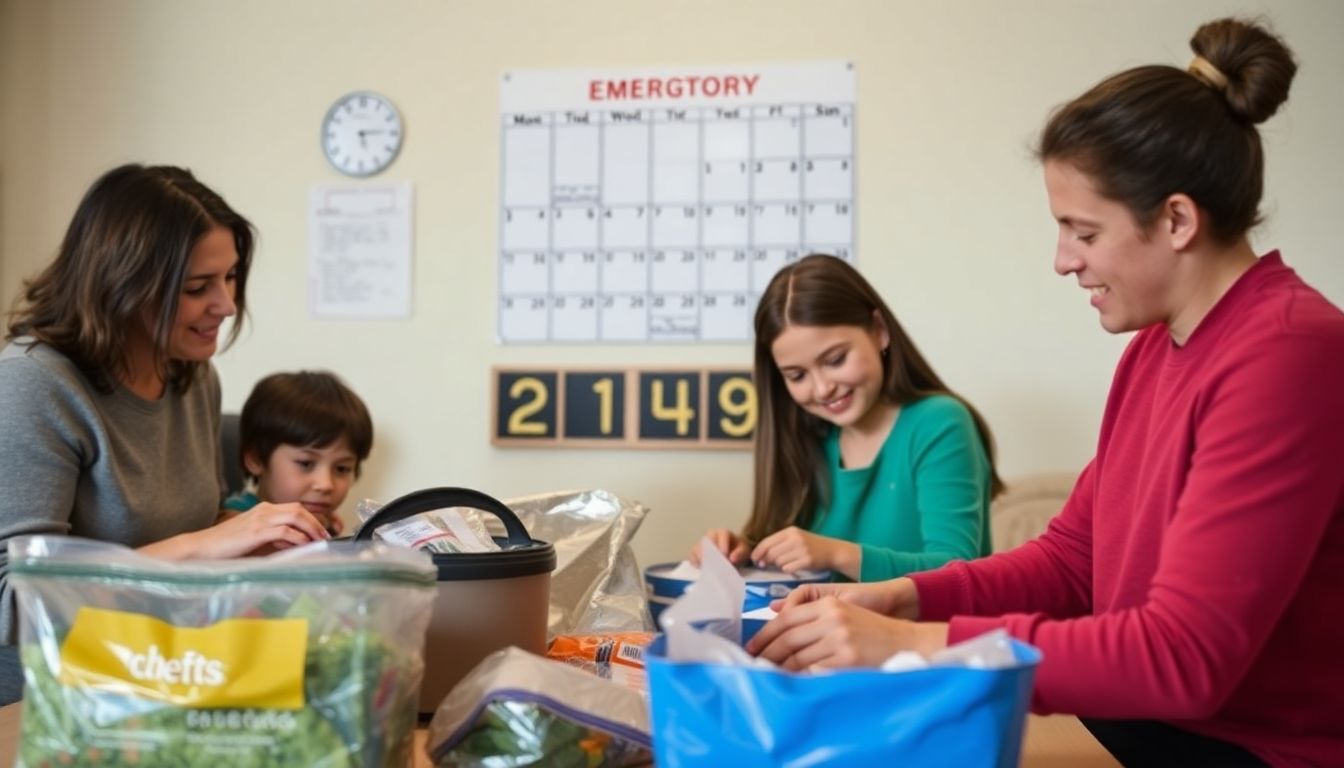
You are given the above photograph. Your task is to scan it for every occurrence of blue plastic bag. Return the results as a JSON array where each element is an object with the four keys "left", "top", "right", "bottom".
[{"left": 646, "top": 635, "right": 1040, "bottom": 767}]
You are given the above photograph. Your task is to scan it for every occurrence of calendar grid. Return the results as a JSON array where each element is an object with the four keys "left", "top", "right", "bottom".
[
  {"left": 500, "top": 73, "right": 855, "bottom": 344},
  {"left": 547, "top": 109, "right": 557, "bottom": 342},
  {"left": 696, "top": 112, "right": 706, "bottom": 339}
]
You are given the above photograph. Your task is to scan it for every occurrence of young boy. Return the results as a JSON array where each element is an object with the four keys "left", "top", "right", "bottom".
[{"left": 225, "top": 371, "right": 373, "bottom": 536}]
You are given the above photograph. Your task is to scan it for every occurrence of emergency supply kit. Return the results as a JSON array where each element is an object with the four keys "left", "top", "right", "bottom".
[{"left": 353, "top": 486, "right": 557, "bottom": 716}]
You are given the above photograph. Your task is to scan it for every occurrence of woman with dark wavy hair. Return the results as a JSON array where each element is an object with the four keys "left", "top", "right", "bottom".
[{"left": 0, "top": 164, "right": 331, "bottom": 703}]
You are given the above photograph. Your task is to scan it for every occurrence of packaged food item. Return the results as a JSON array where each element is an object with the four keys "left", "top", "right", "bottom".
[
  {"left": 8, "top": 536, "right": 435, "bottom": 768},
  {"left": 357, "top": 498, "right": 501, "bottom": 555},
  {"left": 546, "top": 632, "right": 655, "bottom": 694},
  {"left": 427, "top": 647, "right": 652, "bottom": 768}
]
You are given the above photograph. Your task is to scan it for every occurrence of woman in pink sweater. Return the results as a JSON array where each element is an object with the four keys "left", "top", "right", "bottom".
[{"left": 748, "top": 17, "right": 1344, "bottom": 767}]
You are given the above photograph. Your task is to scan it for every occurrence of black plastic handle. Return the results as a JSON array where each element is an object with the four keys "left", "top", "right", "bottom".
[{"left": 352, "top": 486, "right": 533, "bottom": 547}]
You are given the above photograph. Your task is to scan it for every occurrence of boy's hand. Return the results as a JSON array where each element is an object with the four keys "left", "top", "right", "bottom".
[
  {"left": 294, "top": 503, "right": 344, "bottom": 536},
  {"left": 322, "top": 514, "right": 345, "bottom": 537}
]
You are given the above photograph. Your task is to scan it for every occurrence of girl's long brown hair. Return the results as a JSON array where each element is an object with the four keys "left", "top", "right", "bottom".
[{"left": 743, "top": 254, "right": 1003, "bottom": 545}]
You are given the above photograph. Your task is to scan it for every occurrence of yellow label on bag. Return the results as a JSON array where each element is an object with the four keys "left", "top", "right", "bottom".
[{"left": 58, "top": 606, "right": 308, "bottom": 709}]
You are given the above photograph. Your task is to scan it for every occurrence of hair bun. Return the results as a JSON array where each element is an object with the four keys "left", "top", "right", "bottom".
[{"left": 1190, "top": 17, "right": 1297, "bottom": 124}]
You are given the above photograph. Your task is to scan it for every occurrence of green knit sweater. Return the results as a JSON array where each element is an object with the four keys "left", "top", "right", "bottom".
[{"left": 811, "top": 395, "right": 992, "bottom": 581}]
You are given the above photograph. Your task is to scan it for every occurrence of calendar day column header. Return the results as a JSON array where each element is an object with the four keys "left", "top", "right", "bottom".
[
  {"left": 501, "top": 112, "right": 553, "bottom": 127},
  {"left": 501, "top": 61, "right": 854, "bottom": 113}
]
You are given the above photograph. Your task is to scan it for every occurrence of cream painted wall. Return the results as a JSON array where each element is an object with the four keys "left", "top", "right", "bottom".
[
  {"left": 1, "top": 0, "right": 51, "bottom": 303},
  {"left": 2, "top": 0, "right": 1341, "bottom": 570}
]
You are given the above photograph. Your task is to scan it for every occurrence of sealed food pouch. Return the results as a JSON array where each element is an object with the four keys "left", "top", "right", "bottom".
[
  {"left": 546, "top": 632, "right": 655, "bottom": 694},
  {"left": 8, "top": 535, "right": 436, "bottom": 768},
  {"left": 427, "top": 646, "right": 652, "bottom": 768}
]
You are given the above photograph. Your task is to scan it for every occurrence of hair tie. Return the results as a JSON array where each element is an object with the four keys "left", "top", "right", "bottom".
[{"left": 1188, "top": 56, "right": 1229, "bottom": 92}]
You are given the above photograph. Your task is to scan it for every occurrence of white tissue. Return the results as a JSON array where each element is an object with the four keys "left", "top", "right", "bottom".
[
  {"left": 742, "top": 606, "right": 777, "bottom": 622},
  {"left": 663, "top": 538, "right": 770, "bottom": 667},
  {"left": 879, "top": 629, "right": 1021, "bottom": 671}
]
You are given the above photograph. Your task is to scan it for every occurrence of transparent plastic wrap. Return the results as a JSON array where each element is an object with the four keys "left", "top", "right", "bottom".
[
  {"left": 481, "top": 490, "right": 653, "bottom": 636},
  {"left": 427, "top": 646, "right": 652, "bottom": 768},
  {"left": 7, "top": 535, "right": 436, "bottom": 768},
  {"left": 354, "top": 498, "right": 502, "bottom": 554}
]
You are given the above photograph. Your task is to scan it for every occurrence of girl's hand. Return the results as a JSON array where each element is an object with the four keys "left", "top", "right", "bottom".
[
  {"left": 745, "top": 594, "right": 948, "bottom": 670},
  {"left": 691, "top": 529, "right": 751, "bottom": 566},
  {"left": 751, "top": 527, "right": 860, "bottom": 577}
]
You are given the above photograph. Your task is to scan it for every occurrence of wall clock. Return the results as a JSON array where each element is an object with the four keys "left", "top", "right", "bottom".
[{"left": 321, "top": 91, "right": 403, "bottom": 177}]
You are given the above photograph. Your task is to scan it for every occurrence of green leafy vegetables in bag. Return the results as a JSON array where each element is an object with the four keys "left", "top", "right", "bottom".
[
  {"left": 9, "top": 537, "right": 436, "bottom": 768},
  {"left": 19, "top": 628, "right": 420, "bottom": 768},
  {"left": 443, "top": 700, "right": 650, "bottom": 768}
]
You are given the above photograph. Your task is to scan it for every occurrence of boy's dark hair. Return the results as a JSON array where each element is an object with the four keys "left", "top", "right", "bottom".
[{"left": 239, "top": 371, "right": 373, "bottom": 480}]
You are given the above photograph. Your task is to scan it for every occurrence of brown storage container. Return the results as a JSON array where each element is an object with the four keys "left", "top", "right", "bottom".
[{"left": 354, "top": 487, "right": 557, "bottom": 716}]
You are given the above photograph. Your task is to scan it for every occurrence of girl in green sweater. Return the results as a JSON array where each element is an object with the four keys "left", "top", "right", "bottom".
[{"left": 695, "top": 254, "right": 1002, "bottom": 581}]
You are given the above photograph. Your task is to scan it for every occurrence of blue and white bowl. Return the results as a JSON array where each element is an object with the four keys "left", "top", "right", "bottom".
[{"left": 644, "top": 562, "right": 832, "bottom": 636}]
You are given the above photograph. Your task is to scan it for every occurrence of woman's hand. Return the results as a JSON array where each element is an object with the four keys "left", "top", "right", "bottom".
[
  {"left": 750, "top": 527, "right": 860, "bottom": 577},
  {"left": 745, "top": 593, "right": 948, "bottom": 671},
  {"left": 212, "top": 502, "right": 333, "bottom": 556},
  {"left": 690, "top": 529, "right": 751, "bottom": 566},
  {"left": 769, "top": 577, "right": 922, "bottom": 619},
  {"left": 142, "top": 502, "right": 331, "bottom": 560}
]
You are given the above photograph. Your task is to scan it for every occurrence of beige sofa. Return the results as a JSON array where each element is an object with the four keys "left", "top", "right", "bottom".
[{"left": 990, "top": 472, "right": 1079, "bottom": 552}]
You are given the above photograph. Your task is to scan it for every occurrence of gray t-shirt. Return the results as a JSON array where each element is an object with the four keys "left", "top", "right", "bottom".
[{"left": 0, "top": 339, "right": 224, "bottom": 702}]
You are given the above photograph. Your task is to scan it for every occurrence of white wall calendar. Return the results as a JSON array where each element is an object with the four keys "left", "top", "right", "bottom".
[{"left": 498, "top": 60, "right": 856, "bottom": 343}]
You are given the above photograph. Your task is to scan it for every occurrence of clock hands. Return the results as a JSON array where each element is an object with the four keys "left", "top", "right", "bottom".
[{"left": 356, "top": 128, "right": 388, "bottom": 149}]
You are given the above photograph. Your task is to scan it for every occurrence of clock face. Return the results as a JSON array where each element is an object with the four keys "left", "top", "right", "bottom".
[{"left": 321, "top": 91, "right": 403, "bottom": 177}]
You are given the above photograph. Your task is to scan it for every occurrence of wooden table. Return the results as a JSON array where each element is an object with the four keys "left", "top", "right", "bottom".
[
  {"left": 0, "top": 701, "right": 1116, "bottom": 766},
  {"left": 1020, "top": 714, "right": 1120, "bottom": 767}
]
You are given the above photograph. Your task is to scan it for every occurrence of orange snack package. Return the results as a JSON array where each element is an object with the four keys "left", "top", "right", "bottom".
[{"left": 547, "top": 632, "right": 656, "bottom": 694}]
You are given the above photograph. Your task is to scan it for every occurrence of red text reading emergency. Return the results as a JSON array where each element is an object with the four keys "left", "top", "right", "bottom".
[{"left": 588, "top": 74, "right": 761, "bottom": 102}]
